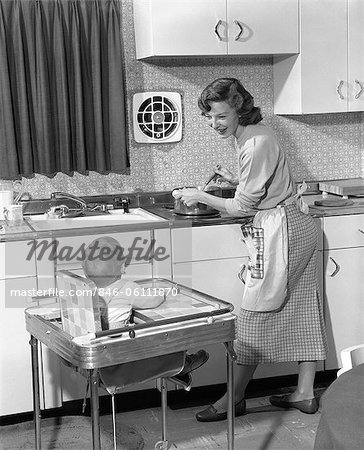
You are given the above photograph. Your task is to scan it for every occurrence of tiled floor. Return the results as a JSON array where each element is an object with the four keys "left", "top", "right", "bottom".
[{"left": 114, "top": 393, "right": 323, "bottom": 449}]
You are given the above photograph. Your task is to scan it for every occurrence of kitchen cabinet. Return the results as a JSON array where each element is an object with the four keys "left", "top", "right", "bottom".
[
  {"left": 273, "top": 0, "right": 364, "bottom": 114},
  {"left": 323, "top": 214, "right": 364, "bottom": 370},
  {"left": 171, "top": 224, "right": 312, "bottom": 388},
  {"left": 133, "top": 0, "right": 298, "bottom": 59},
  {"left": 0, "top": 241, "right": 37, "bottom": 416}
]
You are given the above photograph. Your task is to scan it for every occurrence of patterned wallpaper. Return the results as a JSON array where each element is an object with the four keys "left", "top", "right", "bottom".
[{"left": 10, "top": 0, "right": 364, "bottom": 199}]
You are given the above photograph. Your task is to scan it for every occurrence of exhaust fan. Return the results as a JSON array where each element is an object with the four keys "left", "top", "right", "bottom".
[{"left": 133, "top": 92, "right": 182, "bottom": 143}]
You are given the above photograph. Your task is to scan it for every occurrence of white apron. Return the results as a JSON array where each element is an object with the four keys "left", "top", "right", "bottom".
[{"left": 240, "top": 182, "right": 308, "bottom": 312}]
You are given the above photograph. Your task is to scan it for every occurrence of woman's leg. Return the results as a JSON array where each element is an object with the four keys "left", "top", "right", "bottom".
[
  {"left": 213, "top": 363, "right": 257, "bottom": 411},
  {"left": 287, "top": 360, "right": 317, "bottom": 401},
  {"left": 269, "top": 360, "right": 318, "bottom": 413}
]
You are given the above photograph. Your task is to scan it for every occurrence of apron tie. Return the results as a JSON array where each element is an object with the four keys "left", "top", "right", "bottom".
[{"left": 283, "top": 181, "right": 309, "bottom": 214}]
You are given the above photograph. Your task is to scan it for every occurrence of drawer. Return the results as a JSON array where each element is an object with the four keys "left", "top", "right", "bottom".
[
  {"left": 0, "top": 240, "right": 36, "bottom": 279},
  {"left": 323, "top": 215, "right": 364, "bottom": 249},
  {"left": 172, "top": 225, "right": 249, "bottom": 263}
]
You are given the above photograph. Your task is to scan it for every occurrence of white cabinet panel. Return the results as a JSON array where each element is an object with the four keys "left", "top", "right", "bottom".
[
  {"left": 172, "top": 224, "right": 249, "bottom": 263},
  {"left": 227, "top": 0, "right": 298, "bottom": 55},
  {"left": 0, "top": 240, "right": 36, "bottom": 279},
  {"left": 273, "top": 0, "right": 364, "bottom": 114},
  {"left": 348, "top": 0, "right": 364, "bottom": 111},
  {"left": 0, "top": 277, "right": 36, "bottom": 415},
  {"left": 173, "top": 257, "right": 247, "bottom": 312},
  {"left": 173, "top": 257, "right": 247, "bottom": 386},
  {"left": 324, "top": 247, "right": 364, "bottom": 370},
  {"left": 134, "top": 0, "right": 227, "bottom": 58},
  {"left": 133, "top": 0, "right": 298, "bottom": 59},
  {"left": 324, "top": 214, "right": 364, "bottom": 250}
]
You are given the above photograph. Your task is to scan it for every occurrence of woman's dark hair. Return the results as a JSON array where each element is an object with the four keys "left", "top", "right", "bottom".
[{"left": 198, "top": 78, "right": 262, "bottom": 126}]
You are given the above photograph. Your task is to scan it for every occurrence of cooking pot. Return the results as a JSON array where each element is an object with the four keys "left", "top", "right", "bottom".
[{"left": 172, "top": 186, "right": 221, "bottom": 216}]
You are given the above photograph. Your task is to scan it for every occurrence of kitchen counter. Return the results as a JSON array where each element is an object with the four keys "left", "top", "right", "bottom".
[
  {"left": 305, "top": 194, "right": 364, "bottom": 217},
  {"left": 1, "top": 191, "right": 364, "bottom": 242},
  {"left": 0, "top": 213, "right": 170, "bottom": 242}
]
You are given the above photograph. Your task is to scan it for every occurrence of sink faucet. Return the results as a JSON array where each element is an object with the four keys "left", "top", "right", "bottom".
[{"left": 50, "top": 192, "right": 87, "bottom": 210}]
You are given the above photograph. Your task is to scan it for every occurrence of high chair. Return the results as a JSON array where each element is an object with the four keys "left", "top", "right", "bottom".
[{"left": 56, "top": 269, "right": 187, "bottom": 450}]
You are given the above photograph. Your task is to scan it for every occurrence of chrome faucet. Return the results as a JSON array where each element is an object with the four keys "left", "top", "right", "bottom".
[{"left": 50, "top": 192, "right": 87, "bottom": 210}]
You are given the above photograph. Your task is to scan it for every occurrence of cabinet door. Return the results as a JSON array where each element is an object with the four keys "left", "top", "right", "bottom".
[
  {"left": 301, "top": 0, "right": 347, "bottom": 113},
  {"left": 134, "top": 0, "right": 227, "bottom": 58},
  {"left": 324, "top": 247, "right": 364, "bottom": 370},
  {"left": 273, "top": 0, "right": 349, "bottom": 114},
  {"left": 227, "top": 0, "right": 298, "bottom": 55},
  {"left": 0, "top": 277, "right": 36, "bottom": 415},
  {"left": 0, "top": 240, "right": 36, "bottom": 279},
  {"left": 173, "top": 257, "right": 247, "bottom": 387},
  {"left": 348, "top": 0, "right": 364, "bottom": 111}
]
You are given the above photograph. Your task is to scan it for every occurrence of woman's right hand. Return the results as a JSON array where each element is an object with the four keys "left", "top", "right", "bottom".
[{"left": 214, "top": 165, "right": 238, "bottom": 186}]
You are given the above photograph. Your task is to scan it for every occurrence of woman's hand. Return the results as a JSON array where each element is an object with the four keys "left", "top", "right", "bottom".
[
  {"left": 172, "top": 188, "right": 202, "bottom": 207},
  {"left": 214, "top": 165, "right": 238, "bottom": 186}
]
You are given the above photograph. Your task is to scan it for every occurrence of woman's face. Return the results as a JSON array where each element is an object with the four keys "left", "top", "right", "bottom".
[{"left": 203, "top": 101, "right": 240, "bottom": 139}]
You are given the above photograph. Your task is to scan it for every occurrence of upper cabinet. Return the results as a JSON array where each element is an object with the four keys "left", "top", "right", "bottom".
[
  {"left": 133, "top": 0, "right": 299, "bottom": 59},
  {"left": 226, "top": 0, "right": 298, "bottom": 55},
  {"left": 273, "top": 0, "right": 364, "bottom": 114}
]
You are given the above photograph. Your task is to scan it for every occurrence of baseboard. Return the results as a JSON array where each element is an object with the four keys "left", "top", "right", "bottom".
[{"left": 0, "top": 370, "right": 337, "bottom": 426}]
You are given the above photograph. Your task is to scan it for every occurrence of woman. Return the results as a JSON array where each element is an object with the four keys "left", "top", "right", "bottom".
[{"left": 173, "top": 78, "right": 327, "bottom": 421}]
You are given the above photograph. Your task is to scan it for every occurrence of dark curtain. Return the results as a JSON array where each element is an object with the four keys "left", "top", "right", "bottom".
[{"left": 0, "top": 0, "right": 129, "bottom": 179}]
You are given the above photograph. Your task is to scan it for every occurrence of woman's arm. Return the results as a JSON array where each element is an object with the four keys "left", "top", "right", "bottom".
[
  {"left": 173, "top": 188, "right": 229, "bottom": 213},
  {"left": 214, "top": 166, "right": 239, "bottom": 186}
]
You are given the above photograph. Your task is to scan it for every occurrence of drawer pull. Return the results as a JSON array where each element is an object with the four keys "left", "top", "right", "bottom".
[
  {"left": 358, "top": 229, "right": 364, "bottom": 235},
  {"left": 214, "top": 19, "right": 223, "bottom": 41},
  {"left": 234, "top": 20, "right": 244, "bottom": 41},
  {"left": 336, "top": 80, "right": 345, "bottom": 100},
  {"left": 329, "top": 257, "right": 340, "bottom": 277},
  {"left": 355, "top": 80, "right": 364, "bottom": 99},
  {"left": 238, "top": 264, "right": 246, "bottom": 284}
]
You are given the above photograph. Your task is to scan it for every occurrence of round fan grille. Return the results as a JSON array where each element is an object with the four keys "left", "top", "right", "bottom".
[{"left": 133, "top": 92, "right": 182, "bottom": 143}]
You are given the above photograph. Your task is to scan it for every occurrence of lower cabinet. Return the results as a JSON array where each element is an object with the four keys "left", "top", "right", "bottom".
[
  {"left": 323, "top": 246, "right": 364, "bottom": 369},
  {"left": 0, "top": 277, "right": 36, "bottom": 416},
  {"left": 173, "top": 257, "right": 248, "bottom": 387},
  {"left": 323, "top": 214, "right": 364, "bottom": 370},
  {"left": 171, "top": 224, "right": 308, "bottom": 388}
]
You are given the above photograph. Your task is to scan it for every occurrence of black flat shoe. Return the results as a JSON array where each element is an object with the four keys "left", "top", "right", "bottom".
[
  {"left": 269, "top": 395, "right": 318, "bottom": 414},
  {"left": 179, "top": 350, "right": 209, "bottom": 376},
  {"left": 195, "top": 398, "right": 246, "bottom": 422}
]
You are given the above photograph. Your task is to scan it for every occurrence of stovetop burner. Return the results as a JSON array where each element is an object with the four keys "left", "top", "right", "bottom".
[{"left": 160, "top": 205, "right": 221, "bottom": 218}]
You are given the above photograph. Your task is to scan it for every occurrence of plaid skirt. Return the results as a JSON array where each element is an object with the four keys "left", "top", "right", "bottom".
[{"left": 236, "top": 203, "right": 328, "bottom": 364}]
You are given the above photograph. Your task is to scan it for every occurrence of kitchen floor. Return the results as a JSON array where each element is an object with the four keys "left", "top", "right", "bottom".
[{"left": 115, "top": 390, "right": 325, "bottom": 449}]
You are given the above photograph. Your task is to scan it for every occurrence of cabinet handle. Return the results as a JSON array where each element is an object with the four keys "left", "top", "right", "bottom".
[
  {"left": 329, "top": 257, "right": 340, "bottom": 277},
  {"left": 238, "top": 264, "right": 246, "bottom": 284},
  {"left": 358, "top": 229, "right": 364, "bottom": 235},
  {"left": 336, "top": 80, "right": 345, "bottom": 100},
  {"left": 214, "top": 19, "right": 223, "bottom": 41},
  {"left": 233, "top": 20, "right": 243, "bottom": 41},
  {"left": 355, "top": 80, "right": 364, "bottom": 99}
]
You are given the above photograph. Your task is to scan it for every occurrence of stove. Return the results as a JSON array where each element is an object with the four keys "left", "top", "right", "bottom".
[{"left": 144, "top": 204, "right": 253, "bottom": 227}]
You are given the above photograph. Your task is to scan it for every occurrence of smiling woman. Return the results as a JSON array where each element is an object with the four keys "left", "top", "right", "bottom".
[{"left": 0, "top": 0, "right": 129, "bottom": 179}]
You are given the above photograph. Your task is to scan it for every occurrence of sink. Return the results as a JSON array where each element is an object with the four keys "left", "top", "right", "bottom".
[{"left": 25, "top": 208, "right": 165, "bottom": 231}]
